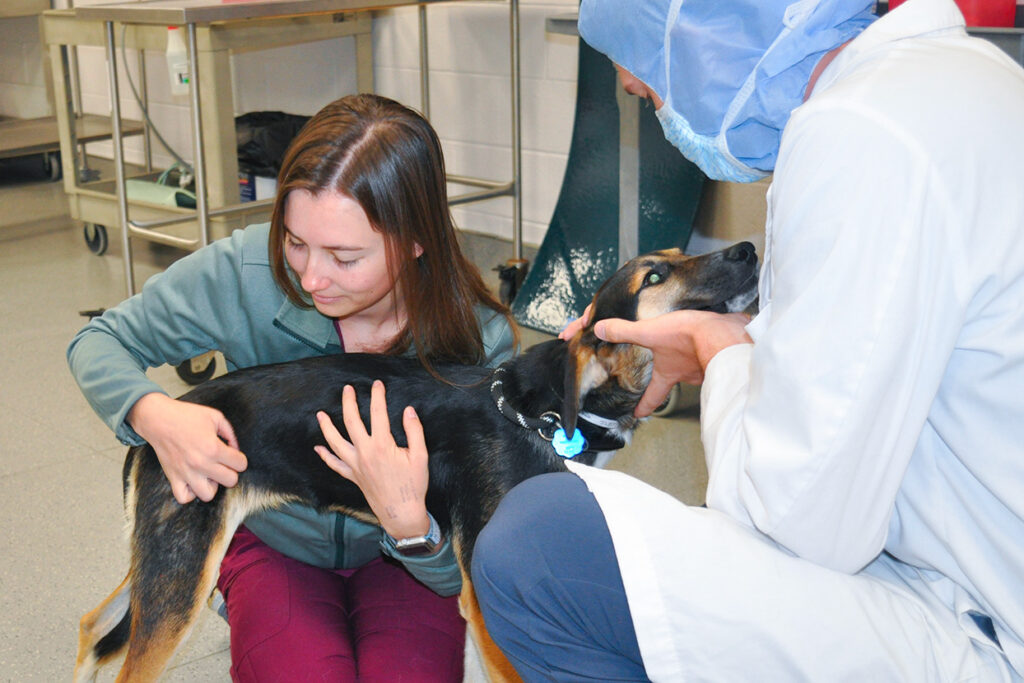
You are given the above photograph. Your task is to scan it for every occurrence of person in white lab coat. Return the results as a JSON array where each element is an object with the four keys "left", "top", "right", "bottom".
[{"left": 469, "top": 0, "right": 1024, "bottom": 680}]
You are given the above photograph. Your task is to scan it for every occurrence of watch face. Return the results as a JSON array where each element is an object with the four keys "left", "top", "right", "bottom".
[
  {"left": 388, "top": 514, "right": 442, "bottom": 557},
  {"left": 393, "top": 539, "right": 437, "bottom": 557}
]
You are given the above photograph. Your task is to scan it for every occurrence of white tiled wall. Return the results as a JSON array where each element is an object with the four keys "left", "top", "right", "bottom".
[
  {"left": 1, "top": 0, "right": 580, "bottom": 248},
  {"left": 372, "top": 2, "right": 579, "bottom": 246},
  {"left": 0, "top": 15, "right": 50, "bottom": 119}
]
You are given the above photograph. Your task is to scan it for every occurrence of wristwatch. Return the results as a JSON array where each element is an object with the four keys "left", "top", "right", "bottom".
[{"left": 383, "top": 513, "right": 443, "bottom": 557}]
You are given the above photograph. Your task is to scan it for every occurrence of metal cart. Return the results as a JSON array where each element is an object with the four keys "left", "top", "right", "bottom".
[
  {"left": 44, "top": 0, "right": 525, "bottom": 300},
  {"left": 0, "top": 0, "right": 58, "bottom": 181},
  {"left": 0, "top": 1, "right": 142, "bottom": 229}
]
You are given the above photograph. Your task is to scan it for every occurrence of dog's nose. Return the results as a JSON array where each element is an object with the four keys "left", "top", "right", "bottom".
[{"left": 725, "top": 241, "right": 756, "bottom": 264}]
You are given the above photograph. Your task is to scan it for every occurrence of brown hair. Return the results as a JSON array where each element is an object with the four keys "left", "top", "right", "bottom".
[{"left": 269, "top": 94, "right": 517, "bottom": 369}]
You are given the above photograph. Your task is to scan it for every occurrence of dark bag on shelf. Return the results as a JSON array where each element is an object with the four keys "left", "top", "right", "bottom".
[{"left": 235, "top": 111, "right": 310, "bottom": 178}]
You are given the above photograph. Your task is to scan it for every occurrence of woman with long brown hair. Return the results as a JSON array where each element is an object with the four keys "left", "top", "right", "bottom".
[{"left": 68, "top": 93, "right": 516, "bottom": 680}]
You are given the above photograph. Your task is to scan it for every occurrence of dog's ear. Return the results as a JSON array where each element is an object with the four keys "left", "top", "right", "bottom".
[{"left": 562, "top": 333, "right": 610, "bottom": 438}]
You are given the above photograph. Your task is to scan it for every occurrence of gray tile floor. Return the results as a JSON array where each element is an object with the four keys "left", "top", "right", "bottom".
[{"left": 0, "top": 177, "right": 707, "bottom": 681}]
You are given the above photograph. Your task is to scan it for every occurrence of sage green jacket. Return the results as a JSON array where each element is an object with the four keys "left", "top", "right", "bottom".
[{"left": 67, "top": 223, "right": 516, "bottom": 596}]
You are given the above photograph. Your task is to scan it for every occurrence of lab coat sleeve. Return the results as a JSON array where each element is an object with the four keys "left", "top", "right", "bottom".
[
  {"left": 701, "top": 102, "right": 966, "bottom": 573},
  {"left": 66, "top": 230, "right": 256, "bottom": 445}
]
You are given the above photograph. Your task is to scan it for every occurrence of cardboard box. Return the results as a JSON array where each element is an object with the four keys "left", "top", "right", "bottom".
[
  {"left": 239, "top": 173, "right": 276, "bottom": 203},
  {"left": 689, "top": 177, "right": 770, "bottom": 256}
]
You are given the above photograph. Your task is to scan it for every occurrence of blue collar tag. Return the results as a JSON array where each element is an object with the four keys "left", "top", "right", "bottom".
[{"left": 552, "top": 428, "right": 587, "bottom": 458}]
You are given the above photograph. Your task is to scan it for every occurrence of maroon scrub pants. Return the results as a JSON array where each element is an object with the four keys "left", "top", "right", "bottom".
[{"left": 217, "top": 525, "right": 466, "bottom": 682}]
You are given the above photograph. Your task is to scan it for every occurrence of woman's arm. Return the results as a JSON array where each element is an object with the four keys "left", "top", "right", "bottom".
[
  {"left": 128, "top": 393, "right": 246, "bottom": 503},
  {"left": 316, "top": 380, "right": 464, "bottom": 595},
  {"left": 315, "top": 381, "right": 431, "bottom": 542},
  {"left": 67, "top": 228, "right": 262, "bottom": 501},
  {"left": 480, "top": 306, "right": 518, "bottom": 367}
]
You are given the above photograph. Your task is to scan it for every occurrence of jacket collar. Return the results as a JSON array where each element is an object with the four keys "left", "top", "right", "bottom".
[
  {"left": 813, "top": 0, "right": 966, "bottom": 95},
  {"left": 273, "top": 298, "right": 342, "bottom": 353},
  {"left": 273, "top": 298, "right": 421, "bottom": 358}
]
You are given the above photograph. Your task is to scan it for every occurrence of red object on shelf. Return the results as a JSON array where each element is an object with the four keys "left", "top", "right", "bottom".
[{"left": 888, "top": 0, "right": 1016, "bottom": 26}]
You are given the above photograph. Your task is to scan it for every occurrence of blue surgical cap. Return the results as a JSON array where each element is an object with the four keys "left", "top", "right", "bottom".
[{"left": 578, "top": 0, "right": 877, "bottom": 172}]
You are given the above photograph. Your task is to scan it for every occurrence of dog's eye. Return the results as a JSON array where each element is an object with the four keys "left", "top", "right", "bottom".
[{"left": 644, "top": 271, "right": 663, "bottom": 287}]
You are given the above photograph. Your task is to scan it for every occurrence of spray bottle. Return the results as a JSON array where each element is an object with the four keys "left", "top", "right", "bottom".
[{"left": 165, "top": 26, "right": 190, "bottom": 96}]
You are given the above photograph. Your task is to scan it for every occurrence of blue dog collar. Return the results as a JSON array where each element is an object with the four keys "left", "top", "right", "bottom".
[{"left": 551, "top": 428, "right": 587, "bottom": 458}]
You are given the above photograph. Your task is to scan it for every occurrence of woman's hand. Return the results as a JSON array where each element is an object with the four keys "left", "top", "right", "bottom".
[
  {"left": 128, "top": 392, "right": 248, "bottom": 504},
  {"left": 558, "top": 304, "right": 593, "bottom": 341},
  {"left": 315, "top": 380, "right": 431, "bottom": 540},
  {"left": 595, "top": 310, "right": 753, "bottom": 417}
]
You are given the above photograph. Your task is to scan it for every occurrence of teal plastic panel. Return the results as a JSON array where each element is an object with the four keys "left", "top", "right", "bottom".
[{"left": 512, "top": 40, "right": 705, "bottom": 334}]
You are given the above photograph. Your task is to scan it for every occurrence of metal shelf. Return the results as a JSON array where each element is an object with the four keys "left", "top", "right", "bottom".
[
  {"left": 44, "top": 0, "right": 524, "bottom": 299},
  {"left": 0, "top": 0, "right": 50, "bottom": 19},
  {"left": 41, "top": 6, "right": 376, "bottom": 294},
  {"left": 0, "top": 114, "right": 144, "bottom": 161}
]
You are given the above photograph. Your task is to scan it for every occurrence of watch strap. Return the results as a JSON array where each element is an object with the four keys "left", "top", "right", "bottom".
[{"left": 382, "top": 512, "right": 442, "bottom": 557}]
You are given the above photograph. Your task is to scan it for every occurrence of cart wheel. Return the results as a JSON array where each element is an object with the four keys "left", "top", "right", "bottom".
[
  {"left": 652, "top": 383, "right": 683, "bottom": 418},
  {"left": 176, "top": 354, "right": 217, "bottom": 385},
  {"left": 83, "top": 224, "right": 108, "bottom": 255},
  {"left": 43, "top": 152, "right": 62, "bottom": 181}
]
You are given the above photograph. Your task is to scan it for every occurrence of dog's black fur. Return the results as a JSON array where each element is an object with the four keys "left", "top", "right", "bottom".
[{"left": 75, "top": 241, "right": 758, "bottom": 682}]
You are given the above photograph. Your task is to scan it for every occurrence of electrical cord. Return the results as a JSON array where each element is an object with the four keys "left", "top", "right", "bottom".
[{"left": 119, "top": 24, "right": 194, "bottom": 184}]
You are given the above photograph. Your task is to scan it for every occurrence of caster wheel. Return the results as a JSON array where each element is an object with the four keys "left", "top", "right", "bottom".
[
  {"left": 176, "top": 354, "right": 217, "bottom": 385},
  {"left": 43, "top": 152, "right": 62, "bottom": 181},
  {"left": 83, "top": 223, "right": 108, "bottom": 255}
]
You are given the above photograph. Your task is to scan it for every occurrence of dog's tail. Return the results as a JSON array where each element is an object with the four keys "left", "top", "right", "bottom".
[
  {"left": 77, "top": 447, "right": 248, "bottom": 681},
  {"left": 74, "top": 576, "right": 132, "bottom": 682},
  {"left": 94, "top": 602, "right": 132, "bottom": 662}
]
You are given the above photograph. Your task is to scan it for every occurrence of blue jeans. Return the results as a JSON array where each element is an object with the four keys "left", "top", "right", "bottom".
[{"left": 471, "top": 472, "right": 648, "bottom": 681}]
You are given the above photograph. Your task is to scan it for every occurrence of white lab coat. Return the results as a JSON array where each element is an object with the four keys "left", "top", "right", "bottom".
[{"left": 570, "top": 0, "right": 1024, "bottom": 679}]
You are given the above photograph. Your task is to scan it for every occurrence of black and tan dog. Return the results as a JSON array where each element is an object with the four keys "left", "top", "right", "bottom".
[{"left": 74, "top": 242, "right": 758, "bottom": 682}]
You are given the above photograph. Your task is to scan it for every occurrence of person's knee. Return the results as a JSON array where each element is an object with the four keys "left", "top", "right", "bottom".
[{"left": 472, "top": 472, "right": 588, "bottom": 603}]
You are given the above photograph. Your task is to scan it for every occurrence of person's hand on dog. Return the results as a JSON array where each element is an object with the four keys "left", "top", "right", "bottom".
[
  {"left": 315, "top": 380, "right": 432, "bottom": 542},
  {"left": 595, "top": 310, "right": 753, "bottom": 417},
  {"left": 128, "top": 392, "right": 247, "bottom": 504},
  {"left": 559, "top": 303, "right": 593, "bottom": 340}
]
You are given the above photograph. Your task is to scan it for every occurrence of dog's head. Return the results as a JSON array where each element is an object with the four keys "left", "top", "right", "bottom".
[{"left": 562, "top": 241, "right": 759, "bottom": 445}]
